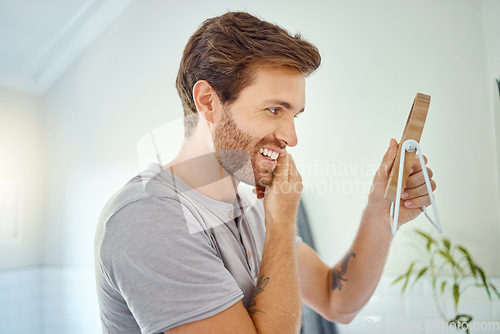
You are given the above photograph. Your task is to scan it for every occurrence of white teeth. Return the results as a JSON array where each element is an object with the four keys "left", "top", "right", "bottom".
[{"left": 259, "top": 147, "right": 279, "bottom": 161}]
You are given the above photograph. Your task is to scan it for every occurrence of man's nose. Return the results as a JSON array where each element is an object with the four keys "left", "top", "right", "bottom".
[{"left": 275, "top": 117, "right": 298, "bottom": 147}]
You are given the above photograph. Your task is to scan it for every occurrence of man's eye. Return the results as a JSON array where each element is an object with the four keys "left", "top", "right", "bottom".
[{"left": 268, "top": 108, "right": 279, "bottom": 115}]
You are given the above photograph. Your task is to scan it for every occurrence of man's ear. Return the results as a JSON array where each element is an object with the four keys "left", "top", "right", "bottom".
[{"left": 192, "top": 80, "right": 220, "bottom": 124}]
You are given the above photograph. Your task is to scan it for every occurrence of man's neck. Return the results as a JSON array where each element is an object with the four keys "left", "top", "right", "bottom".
[{"left": 164, "top": 138, "right": 240, "bottom": 204}]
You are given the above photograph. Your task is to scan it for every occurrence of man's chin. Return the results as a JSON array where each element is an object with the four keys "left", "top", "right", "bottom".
[
  {"left": 229, "top": 164, "right": 274, "bottom": 188},
  {"left": 233, "top": 173, "right": 273, "bottom": 188},
  {"left": 255, "top": 173, "right": 274, "bottom": 188}
]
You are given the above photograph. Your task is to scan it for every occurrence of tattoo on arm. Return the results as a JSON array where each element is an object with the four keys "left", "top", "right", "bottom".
[
  {"left": 247, "top": 274, "right": 270, "bottom": 314},
  {"left": 331, "top": 252, "right": 356, "bottom": 291}
]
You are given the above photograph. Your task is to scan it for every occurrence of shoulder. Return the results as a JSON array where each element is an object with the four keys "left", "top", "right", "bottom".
[
  {"left": 98, "top": 164, "right": 182, "bottom": 224},
  {"left": 96, "top": 165, "right": 212, "bottom": 261}
]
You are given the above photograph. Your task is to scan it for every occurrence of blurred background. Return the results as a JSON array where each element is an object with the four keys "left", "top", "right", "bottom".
[{"left": 0, "top": 0, "right": 499, "bottom": 333}]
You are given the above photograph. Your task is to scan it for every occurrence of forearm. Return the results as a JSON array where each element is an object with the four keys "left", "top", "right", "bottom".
[
  {"left": 328, "top": 208, "right": 393, "bottom": 318},
  {"left": 248, "top": 219, "right": 301, "bottom": 333},
  {"left": 318, "top": 138, "right": 434, "bottom": 322}
]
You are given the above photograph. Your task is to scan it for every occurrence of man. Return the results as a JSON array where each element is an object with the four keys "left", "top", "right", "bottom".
[{"left": 95, "top": 11, "right": 436, "bottom": 333}]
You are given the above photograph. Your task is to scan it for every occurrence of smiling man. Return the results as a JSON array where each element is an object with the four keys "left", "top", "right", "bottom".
[{"left": 95, "top": 11, "right": 437, "bottom": 334}]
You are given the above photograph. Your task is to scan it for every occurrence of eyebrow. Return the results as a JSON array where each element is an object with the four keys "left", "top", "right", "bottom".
[{"left": 264, "top": 100, "right": 305, "bottom": 115}]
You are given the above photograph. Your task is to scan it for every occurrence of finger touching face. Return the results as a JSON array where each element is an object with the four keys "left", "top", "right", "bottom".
[{"left": 213, "top": 65, "right": 305, "bottom": 188}]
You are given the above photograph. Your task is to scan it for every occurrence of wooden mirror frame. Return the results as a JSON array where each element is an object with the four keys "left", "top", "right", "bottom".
[{"left": 384, "top": 93, "right": 431, "bottom": 202}]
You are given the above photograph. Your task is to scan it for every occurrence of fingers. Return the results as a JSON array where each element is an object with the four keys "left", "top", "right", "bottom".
[
  {"left": 273, "top": 152, "right": 301, "bottom": 183},
  {"left": 378, "top": 138, "right": 398, "bottom": 178},
  {"left": 273, "top": 152, "right": 290, "bottom": 183},
  {"left": 406, "top": 167, "right": 434, "bottom": 188},
  {"left": 287, "top": 153, "right": 301, "bottom": 180},
  {"left": 287, "top": 153, "right": 303, "bottom": 192},
  {"left": 402, "top": 179, "right": 436, "bottom": 199},
  {"left": 253, "top": 186, "right": 266, "bottom": 199},
  {"left": 257, "top": 151, "right": 300, "bottom": 199},
  {"left": 409, "top": 154, "right": 428, "bottom": 174},
  {"left": 402, "top": 163, "right": 437, "bottom": 208},
  {"left": 402, "top": 193, "right": 433, "bottom": 208}
]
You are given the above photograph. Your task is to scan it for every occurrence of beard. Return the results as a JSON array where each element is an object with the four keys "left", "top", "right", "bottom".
[{"left": 213, "top": 106, "right": 281, "bottom": 187}]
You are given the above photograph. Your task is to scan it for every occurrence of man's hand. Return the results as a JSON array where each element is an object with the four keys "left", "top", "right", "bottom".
[
  {"left": 367, "top": 138, "right": 437, "bottom": 229},
  {"left": 261, "top": 153, "right": 303, "bottom": 225}
]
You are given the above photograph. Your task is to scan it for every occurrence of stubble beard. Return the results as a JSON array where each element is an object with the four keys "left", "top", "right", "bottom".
[{"left": 213, "top": 106, "right": 275, "bottom": 188}]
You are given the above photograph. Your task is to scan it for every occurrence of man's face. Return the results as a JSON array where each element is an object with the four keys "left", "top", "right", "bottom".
[{"left": 213, "top": 65, "right": 306, "bottom": 187}]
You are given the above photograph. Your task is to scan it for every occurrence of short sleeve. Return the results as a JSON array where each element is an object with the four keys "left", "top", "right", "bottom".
[{"left": 101, "top": 197, "right": 243, "bottom": 334}]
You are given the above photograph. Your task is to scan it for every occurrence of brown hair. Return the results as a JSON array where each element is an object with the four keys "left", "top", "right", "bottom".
[{"left": 176, "top": 11, "right": 321, "bottom": 135}]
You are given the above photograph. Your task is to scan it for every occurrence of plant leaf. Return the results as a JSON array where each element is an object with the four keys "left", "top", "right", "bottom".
[
  {"left": 441, "top": 281, "right": 447, "bottom": 295},
  {"left": 474, "top": 265, "right": 491, "bottom": 299},
  {"left": 456, "top": 245, "right": 471, "bottom": 257},
  {"left": 489, "top": 283, "right": 500, "bottom": 299},
  {"left": 453, "top": 283, "right": 460, "bottom": 310},
  {"left": 391, "top": 273, "right": 406, "bottom": 286},
  {"left": 442, "top": 238, "right": 451, "bottom": 252},
  {"left": 438, "top": 250, "right": 455, "bottom": 266},
  {"left": 407, "top": 262, "right": 415, "bottom": 274},
  {"left": 437, "top": 249, "right": 467, "bottom": 275},
  {"left": 415, "top": 229, "right": 436, "bottom": 246},
  {"left": 401, "top": 262, "right": 415, "bottom": 294},
  {"left": 457, "top": 246, "right": 477, "bottom": 278},
  {"left": 416, "top": 267, "right": 428, "bottom": 280},
  {"left": 412, "top": 267, "right": 428, "bottom": 285}
]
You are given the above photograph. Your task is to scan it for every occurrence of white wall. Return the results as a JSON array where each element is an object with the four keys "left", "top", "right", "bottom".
[
  {"left": 293, "top": 0, "right": 500, "bottom": 275},
  {"left": 0, "top": 87, "right": 45, "bottom": 270},
  {"left": 482, "top": 0, "right": 500, "bottom": 213},
  {"left": 42, "top": 0, "right": 500, "bottom": 280}
]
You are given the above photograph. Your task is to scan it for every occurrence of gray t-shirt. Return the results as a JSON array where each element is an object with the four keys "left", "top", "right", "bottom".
[{"left": 95, "top": 163, "right": 302, "bottom": 334}]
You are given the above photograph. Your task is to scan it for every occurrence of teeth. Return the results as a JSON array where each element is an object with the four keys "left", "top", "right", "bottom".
[{"left": 259, "top": 147, "right": 279, "bottom": 161}]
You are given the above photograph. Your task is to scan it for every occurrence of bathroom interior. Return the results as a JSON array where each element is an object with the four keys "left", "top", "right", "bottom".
[{"left": 1, "top": 0, "right": 499, "bottom": 333}]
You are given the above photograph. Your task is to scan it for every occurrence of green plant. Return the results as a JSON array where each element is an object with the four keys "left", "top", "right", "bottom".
[{"left": 392, "top": 229, "right": 500, "bottom": 333}]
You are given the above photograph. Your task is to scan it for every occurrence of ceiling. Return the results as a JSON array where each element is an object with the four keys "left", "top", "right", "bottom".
[{"left": 0, "top": 0, "right": 133, "bottom": 95}]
